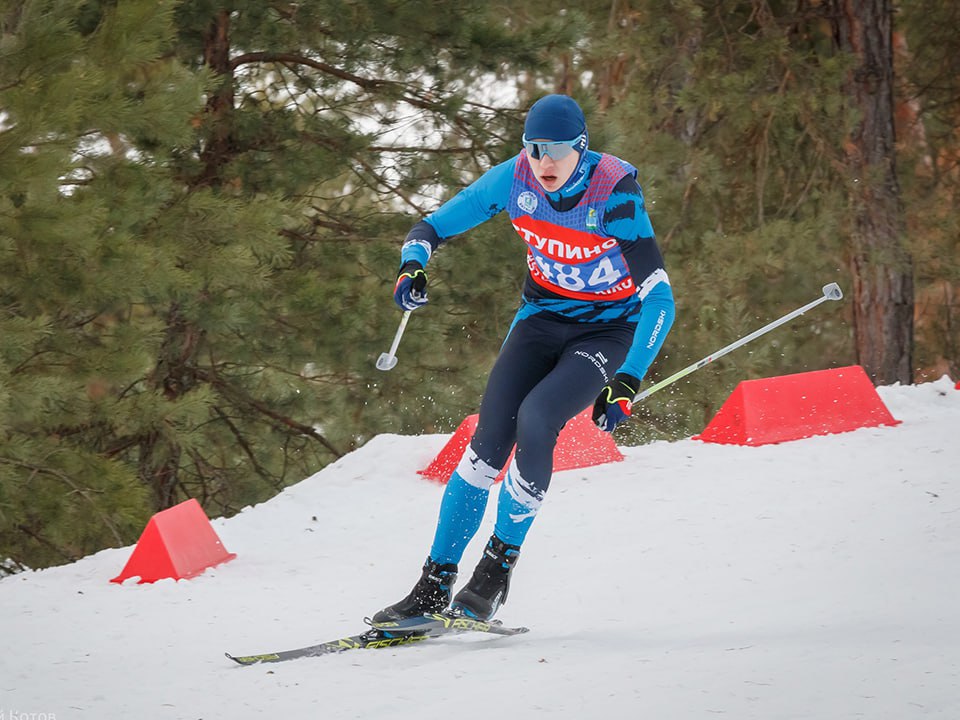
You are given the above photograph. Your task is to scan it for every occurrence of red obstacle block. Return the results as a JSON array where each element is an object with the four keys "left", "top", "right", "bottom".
[
  {"left": 418, "top": 407, "right": 623, "bottom": 483},
  {"left": 694, "top": 365, "right": 900, "bottom": 446},
  {"left": 418, "top": 414, "right": 481, "bottom": 483},
  {"left": 553, "top": 407, "right": 625, "bottom": 472},
  {"left": 111, "top": 498, "right": 236, "bottom": 584}
]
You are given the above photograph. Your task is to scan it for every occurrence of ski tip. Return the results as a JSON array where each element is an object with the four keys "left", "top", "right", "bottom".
[{"left": 226, "top": 651, "right": 277, "bottom": 666}]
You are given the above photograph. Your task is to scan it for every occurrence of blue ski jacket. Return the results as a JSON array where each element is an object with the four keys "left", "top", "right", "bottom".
[{"left": 400, "top": 150, "right": 675, "bottom": 382}]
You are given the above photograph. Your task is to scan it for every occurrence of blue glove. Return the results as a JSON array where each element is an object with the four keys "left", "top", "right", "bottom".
[
  {"left": 592, "top": 372, "right": 640, "bottom": 432},
  {"left": 393, "top": 260, "right": 428, "bottom": 311}
]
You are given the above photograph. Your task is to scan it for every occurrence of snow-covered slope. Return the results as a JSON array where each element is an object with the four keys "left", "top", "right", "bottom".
[{"left": 2, "top": 378, "right": 958, "bottom": 719}]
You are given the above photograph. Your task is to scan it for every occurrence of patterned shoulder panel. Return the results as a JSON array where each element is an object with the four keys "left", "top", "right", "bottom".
[{"left": 582, "top": 154, "right": 637, "bottom": 207}]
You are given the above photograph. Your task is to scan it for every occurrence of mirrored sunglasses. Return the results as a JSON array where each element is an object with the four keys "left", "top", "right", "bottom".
[{"left": 522, "top": 134, "right": 584, "bottom": 161}]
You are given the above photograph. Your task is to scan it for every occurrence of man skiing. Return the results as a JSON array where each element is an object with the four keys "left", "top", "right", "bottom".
[{"left": 375, "top": 94, "right": 675, "bottom": 623}]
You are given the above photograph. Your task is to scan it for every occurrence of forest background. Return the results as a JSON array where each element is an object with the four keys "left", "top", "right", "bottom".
[{"left": 1, "top": 0, "right": 957, "bottom": 572}]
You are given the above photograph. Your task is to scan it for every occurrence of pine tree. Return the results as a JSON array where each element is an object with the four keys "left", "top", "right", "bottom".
[
  {"left": 546, "top": 1, "right": 855, "bottom": 439},
  {"left": 897, "top": 0, "right": 960, "bottom": 381},
  {"left": 8, "top": 0, "right": 950, "bottom": 573},
  {"left": 522, "top": 0, "right": 955, "bottom": 437},
  {"left": 157, "top": 0, "right": 578, "bottom": 451},
  {"left": 0, "top": 0, "right": 571, "bottom": 570},
  {"left": 1, "top": 0, "right": 208, "bottom": 567}
]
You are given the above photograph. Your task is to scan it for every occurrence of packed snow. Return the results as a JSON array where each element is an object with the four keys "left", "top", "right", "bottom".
[{"left": 1, "top": 377, "right": 958, "bottom": 719}]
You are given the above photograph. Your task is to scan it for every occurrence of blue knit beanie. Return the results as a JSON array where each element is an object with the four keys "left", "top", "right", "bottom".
[{"left": 524, "top": 94, "right": 587, "bottom": 141}]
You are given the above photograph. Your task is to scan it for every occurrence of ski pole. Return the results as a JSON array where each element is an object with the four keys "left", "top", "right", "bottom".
[
  {"left": 376, "top": 310, "right": 411, "bottom": 371},
  {"left": 634, "top": 282, "right": 843, "bottom": 402}
]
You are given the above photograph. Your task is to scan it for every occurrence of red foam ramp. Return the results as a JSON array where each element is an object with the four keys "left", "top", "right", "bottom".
[
  {"left": 111, "top": 498, "right": 236, "bottom": 584},
  {"left": 693, "top": 365, "right": 900, "bottom": 446},
  {"left": 418, "top": 407, "right": 623, "bottom": 483},
  {"left": 553, "top": 407, "right": 625, "bottom": 472},
  {"left": 418, "top": 414, "right": 481, "bottom": 483}
]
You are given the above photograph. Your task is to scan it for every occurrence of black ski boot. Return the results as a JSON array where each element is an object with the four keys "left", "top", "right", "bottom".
[
  {"left": 450, "top": 536, "right": 520, "bottom": 621},
  {"left": 372, "top": 558, "right": 458, "bottom": 624}
]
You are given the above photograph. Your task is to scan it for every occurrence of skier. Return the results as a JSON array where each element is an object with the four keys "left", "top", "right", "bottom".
[{"left": 374, "top": 94, "right": 675, "bottom": 623}]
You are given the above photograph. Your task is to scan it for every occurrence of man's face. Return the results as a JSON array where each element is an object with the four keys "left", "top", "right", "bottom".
[{"left": 525, "top": 143, "right": 581, "bottom": 192}]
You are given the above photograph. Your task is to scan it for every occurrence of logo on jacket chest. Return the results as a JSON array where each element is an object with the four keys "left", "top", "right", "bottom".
[
  {"left": 586, "top": 207, "right": 598, "bottom": 230},
  {"left": 517, "top": 191, "right": 538, "bottom": 214}
]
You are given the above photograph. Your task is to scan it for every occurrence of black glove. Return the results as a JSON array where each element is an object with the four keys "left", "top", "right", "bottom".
[
  {"left": 393, "top": 260, "right": 428, "bottom": 311},
  {"left": 592, "top": 372, "right": 640, "bottom": 432}
]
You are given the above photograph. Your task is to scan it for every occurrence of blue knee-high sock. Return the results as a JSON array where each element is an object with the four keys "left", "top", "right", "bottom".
[
  {"left": 429, "top": 472, "right": 491, "bottom": 565},
  {"left": 493, "top": 474, "right": 537, "bottom": 547}
]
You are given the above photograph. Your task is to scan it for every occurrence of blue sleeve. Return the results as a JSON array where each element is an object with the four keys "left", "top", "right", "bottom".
[
  {"left": 602, "top": 174, "right": 674, "bottom": 381},
  {"left": 619, "top": 281, "right": 675, "bottom": 381},
  {"left": 400, "top": 156, "right": 517, "bottom": 267}
]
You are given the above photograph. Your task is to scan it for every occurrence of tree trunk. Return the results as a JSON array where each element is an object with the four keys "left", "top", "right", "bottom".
[
  {"left": 831, "top": 0, "right": 914, "bottom": 384},
  {"left": 197, "top": 8, "right": 234, "bottom": 188},
  {"left": 143, "top": 302, "right": 206, "bottom": 509},
  {"left": 136, "top": 10, "right": 232, "bottom": 509}
]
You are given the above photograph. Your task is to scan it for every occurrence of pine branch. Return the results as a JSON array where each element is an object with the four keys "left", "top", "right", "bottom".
[
  {"left": 351, "top": 154, "right": 424, "bottom": 214},
  {"left": 16, "top": 524, "right": 77, "bottom": 564},
  {"left": 229, "top": 51, "right": 388, "bottom": 91},
  {"left": 0, "top": 458, "right": 125, "bottom": 544},
  {"left": 228, "top": 50, "right": 512, "bottom": 120},
  {"left": 199, "top": 371, "right": 343, "bottom": 459},
  {"left": 211, "top": 405, "right": 285, "bottom": 493}
]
